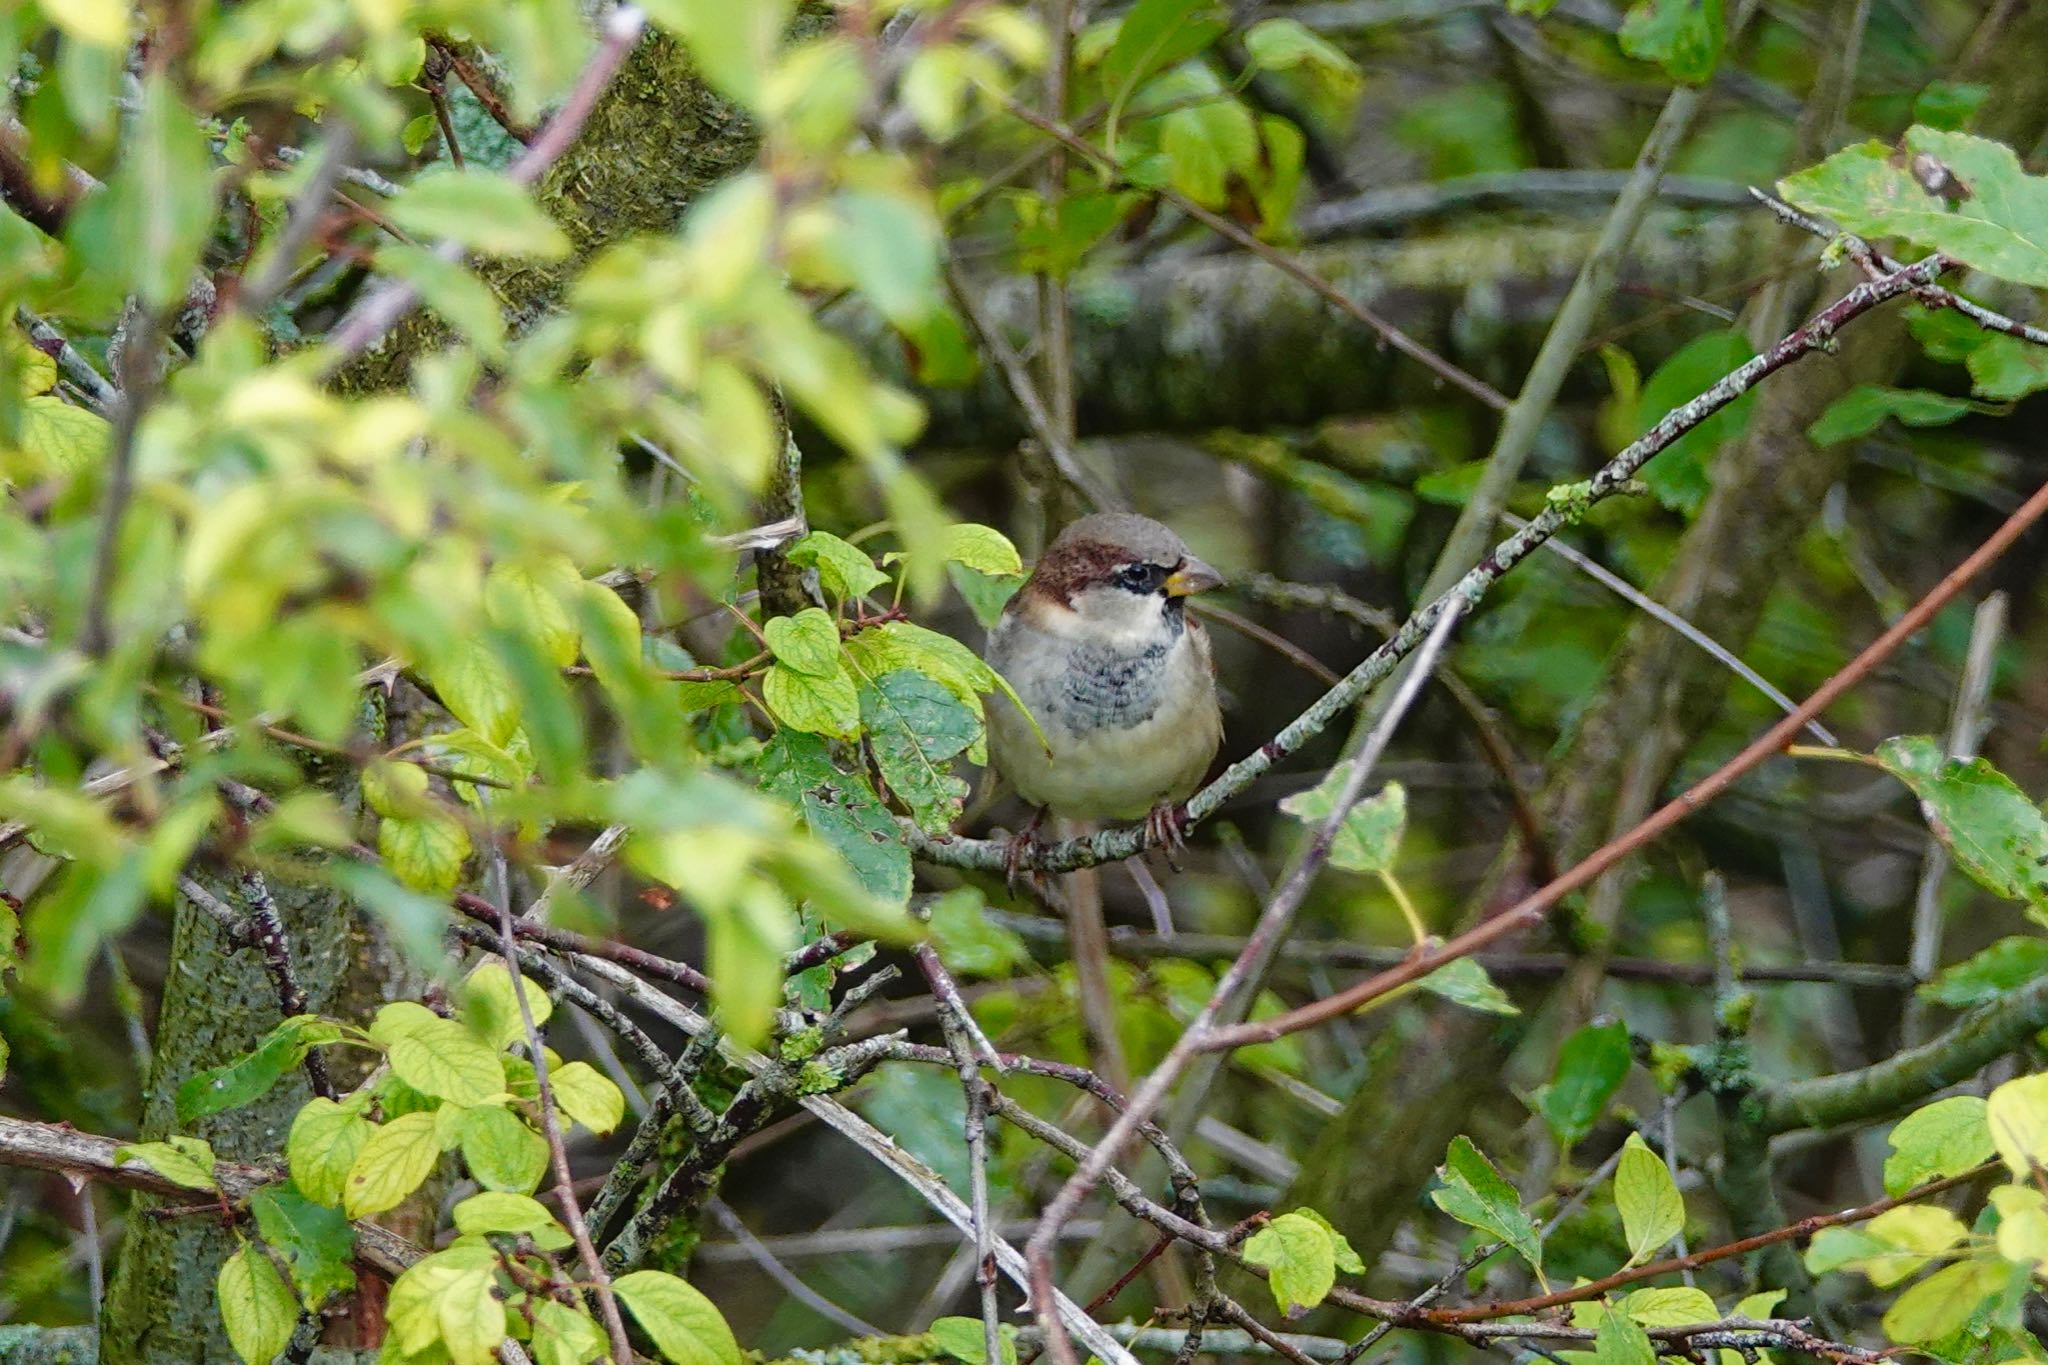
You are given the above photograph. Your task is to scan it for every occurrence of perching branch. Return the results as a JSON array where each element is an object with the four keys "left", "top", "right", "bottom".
[{"left": 914, "top": 247, "right": 1953, "bottom": 877}]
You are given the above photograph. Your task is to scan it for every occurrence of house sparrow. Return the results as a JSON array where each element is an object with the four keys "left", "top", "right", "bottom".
[{"left": 984, "top": 513, "right": 1225, "bottom": 863}]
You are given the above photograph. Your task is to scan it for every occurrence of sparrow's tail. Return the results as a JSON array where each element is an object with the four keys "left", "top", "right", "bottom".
[{"left": 1055, "top": 816, "right": 1131, "bottom": 1094}]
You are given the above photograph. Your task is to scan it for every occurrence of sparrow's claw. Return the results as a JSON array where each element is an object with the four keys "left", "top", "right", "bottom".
[
  {"left": 1143, "top": 801, "right": 1191, "bottom": 872},
  {"left": 1002, "top": 807, "right": 1049, "bottom": 893}
]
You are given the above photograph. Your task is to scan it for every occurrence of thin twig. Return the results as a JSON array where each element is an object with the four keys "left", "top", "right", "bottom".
[
  {"left": 1213, "top": 472, "right": 2048, "bottom": 1049},
  {"left": 1023, "top": 601, "right": 1467, "bottom": 1365},
  {"left": 79, "top": 307, "right": 158, "bottom": 657},
  {"left": 914, "top": 251, "right": 1957, "bottom": 877},
  {"left": 491, "top": 901, "right": 634, "bottom": 1364},
  {"left": 996, "top": 99, "right": 1509, "bottom": 412},
  {"left": 1903, "top": 591, "right": 2005, "bottom": 1044},
  {"left": 703, "top": 1198, "right": 882, "bottom": 1337},
  {"left": 1503, "top": 511, "right": 1838, "bottom": 746}
]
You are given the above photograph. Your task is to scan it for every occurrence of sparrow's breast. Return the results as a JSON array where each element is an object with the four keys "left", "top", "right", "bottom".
[{"left": 986, "top": 616, "right": 1221, "bottom": 821}]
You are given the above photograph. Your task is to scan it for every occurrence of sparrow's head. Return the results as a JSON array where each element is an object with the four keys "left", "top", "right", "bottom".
[{"left": 1015, "top": 512, "right": 1224, "bottom": 641}]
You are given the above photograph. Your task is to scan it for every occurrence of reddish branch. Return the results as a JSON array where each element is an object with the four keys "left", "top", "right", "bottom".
[{"left": 1207, "top": 467, "right": 2048, "bottom": 1050}]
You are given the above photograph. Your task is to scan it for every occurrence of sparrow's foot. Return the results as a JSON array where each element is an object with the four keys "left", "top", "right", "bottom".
[
  {"left": 1143, "top": 801, "right": 1192, "bottom": 872},
  {"left": 1002, "top": 807, "right": 1049, "bottom": 893}
]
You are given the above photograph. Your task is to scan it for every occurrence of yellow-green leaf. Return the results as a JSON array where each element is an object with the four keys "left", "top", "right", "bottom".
[
  {"left": 612, "top": 1269, "right": 743, "bottom": 1365},
  {"left": 1615, "top": 1133, "right": 1684, "bottom": 1266},
  {"left": 218, "top": 1242, "right": 299, "bottom": 1365},
  {"left": 343, "top": 1111, "right": 441, "bottom": 1217}
]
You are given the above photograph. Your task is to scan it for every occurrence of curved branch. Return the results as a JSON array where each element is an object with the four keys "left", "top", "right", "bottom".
[
  {"left": 0, "top": 1115, "right": 420, "bottom": 1280},
  {"left": 1756, "top": 972, "right": 2048, "bottom": 1134}
]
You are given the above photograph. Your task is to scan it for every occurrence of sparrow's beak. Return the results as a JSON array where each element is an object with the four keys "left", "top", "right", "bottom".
[{"left": 1163, "top": 556, "right": 1225, "bottom": 598}]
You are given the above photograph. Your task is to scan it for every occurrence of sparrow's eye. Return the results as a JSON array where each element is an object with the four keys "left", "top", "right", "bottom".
[{"left": 1113, "top": 562, "right": 1167, "bottom": 594}]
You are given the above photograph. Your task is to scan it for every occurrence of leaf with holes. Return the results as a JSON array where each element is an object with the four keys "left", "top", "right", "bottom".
[
  {"left": 759, "top": 731, "right": 910, "bottom": 904},
  {"left": 859, "top": 669, "right": 977, "bottom": 834},
  {"left": 1782, "top": 127, "right": 2048, "bottom": 288}
]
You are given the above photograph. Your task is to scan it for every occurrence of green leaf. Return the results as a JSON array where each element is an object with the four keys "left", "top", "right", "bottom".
[
  {"left": 1278, "top": 767, "right": 1405, "bottom": 873},
  {"left": 1159, "top": 99, "right": 1260, "bottom": 208},
  {"left": 788, "top": 531, "right": 890, "bottom": 600},
  {"left": 458, "top": 961, "right": 553, "bottom": 1050},
  {"left": 1965, "top": 332, "right": 2048, "bottom": 400},
  {"left": 386, "top": 1245, "right": 498, "bottom": 1358},
  {"left": 532, "top": 1301, "right": 610, "bottom": 1365},
  {"left": 764, "top": 607, "right": 844, "bottom": 677},
  {"left": 1615, "top": 1133, "right": 1684, "bottom": 1265},
  {"left": 387, "top": 168, "right": 571, "bottom": 260},
  {"left": 84, "top": 74, "right": 218, "bottom": 309},
  {"left": 459, "top": 1103, "right": 550, "bottom": 1193},
  {"left": 639, "top": 0, "right": 790, "bottom": 110},
  {"left": 860, "top": 669, "right": 977, "bottom": 834},
  {"left": 437, "top": 1264, "right": 509, "bottom": 1365},
  {"left": 1807, "top": 385, "right": 1978, "bottom": 446},
  {"left": 1780, "top": 127, "right": 2048, "bottom": 288},
  {"left": 378, "top": 809, "right": 472, "bottom": 896},
  {"left": 343, "top": 1111, "right": 442, "bottom": 1217},
  {"left": 1293, "top": 1207, "right": 1366, "bottom": 1273},
  {"left": 176, "top": 1015, "right": 343, "bottom": 1124},
  {"left": 827, "top": 191, "right": 942, "bottom": 327},
  {"left": 1100, "top": 0, "right": 1227, "bottom": 106},
  {"left": 218, "top": 1242, "right": 300, "bottom": 1365},
  {"left": 427, "top": 641, "right": 522, "bottom": 747},
  {"left": 1242, "top": 1211, "right": 1338, "bottom": 1314},
  {"left": 1242, "top": 19, "right": 1360, "bottom": 93},
  {"left": 929, "top": 888, "right": 1030, "bottom": 978},
  {"left": 1593, "top": 1306, "right": 1655, "bottom": 1365},
  {"left": 941, "top": 524, "right": 1023, "bottom": 577},
  {"left": 373, "top": 243, "right": 508, "bottom": 357},
  {"left": 114, "top": 1135, "right": 219, "bottom": 1192},
  {"left": 1858, "top": 1205, "right": 1971, "bottom": 1287},
  {"left": 1881, "top": 1257, "right": 2005, "bottom": 1343},
  {"left": 550, "top": 1060, "right": 626, "bottom": 1136},
  {"left": 484, "top": 557, "right": 584, "bottom": 669},
  {"left": 929, "top": 1317, "right": 1018, "bottom": 1365},
  {"left": 1617, "top": 1285, "right": 1716, "bottom": 1326},
  {"left": 762, "top": 661, "right": 862, "bottom": 738},
  {"left": 1431, "top": 1135, "right": 1542, "bottom": 1272},
  {"left": 1875, "top": 736, "right": 2048, "bottom": 914},
  {"left": 612, "top": 1269, "right": 744, "bottom": 1365},
  {"left": 1921, "top": 938, "right": 2048, "bottom": 1008},
  {"left": 1532, "top": 1020, "right": 1632, "bottom": 1149},
  {"left": 287, "top": 1098, "right": 373, "bottom": 1207},
  {"left": 1885, "top": 1096, "right": 1994, "bottom": 1195},
  {"left": 250, "top": 1184, "right": 356, "bottom": 1308},
  {"left": 948, "top": 564, "right": 1023, "bottom": 631},
  {"left": 1986, "top": 1072, "right": 2048, "bottom": 1178},
  {"left": 702, "top": 886, "right": 799, "bottom": 1048},
  {"left": 388, "top": 1018, "right": 507, "bottom": 1106},
  {"left": 1418, "top": 957, "right": 1518, "bottom": 1017},
  {"left": 15, "top": 396, "right": 111, "bottom": 477},
  {"left": 1914, "top": 81, "right": 1989, "bottom": 132},
  {"left": 1618, "top": 0, "right": 1724, "bottom": 83},
  {"left": 1634, "top": 330, "right": 1755, "bottom": 514},
  {"left": 759, "top": 730, "right": 911, "bottom": 904},
  {"left": 454, "top": 1191, "right": 571, "bottom": 1249}
]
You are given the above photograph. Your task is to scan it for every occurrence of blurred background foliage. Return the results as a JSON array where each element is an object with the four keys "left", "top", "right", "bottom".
[{"left": 2, "top": 0, "right": 2047, "bottom": 1361}]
